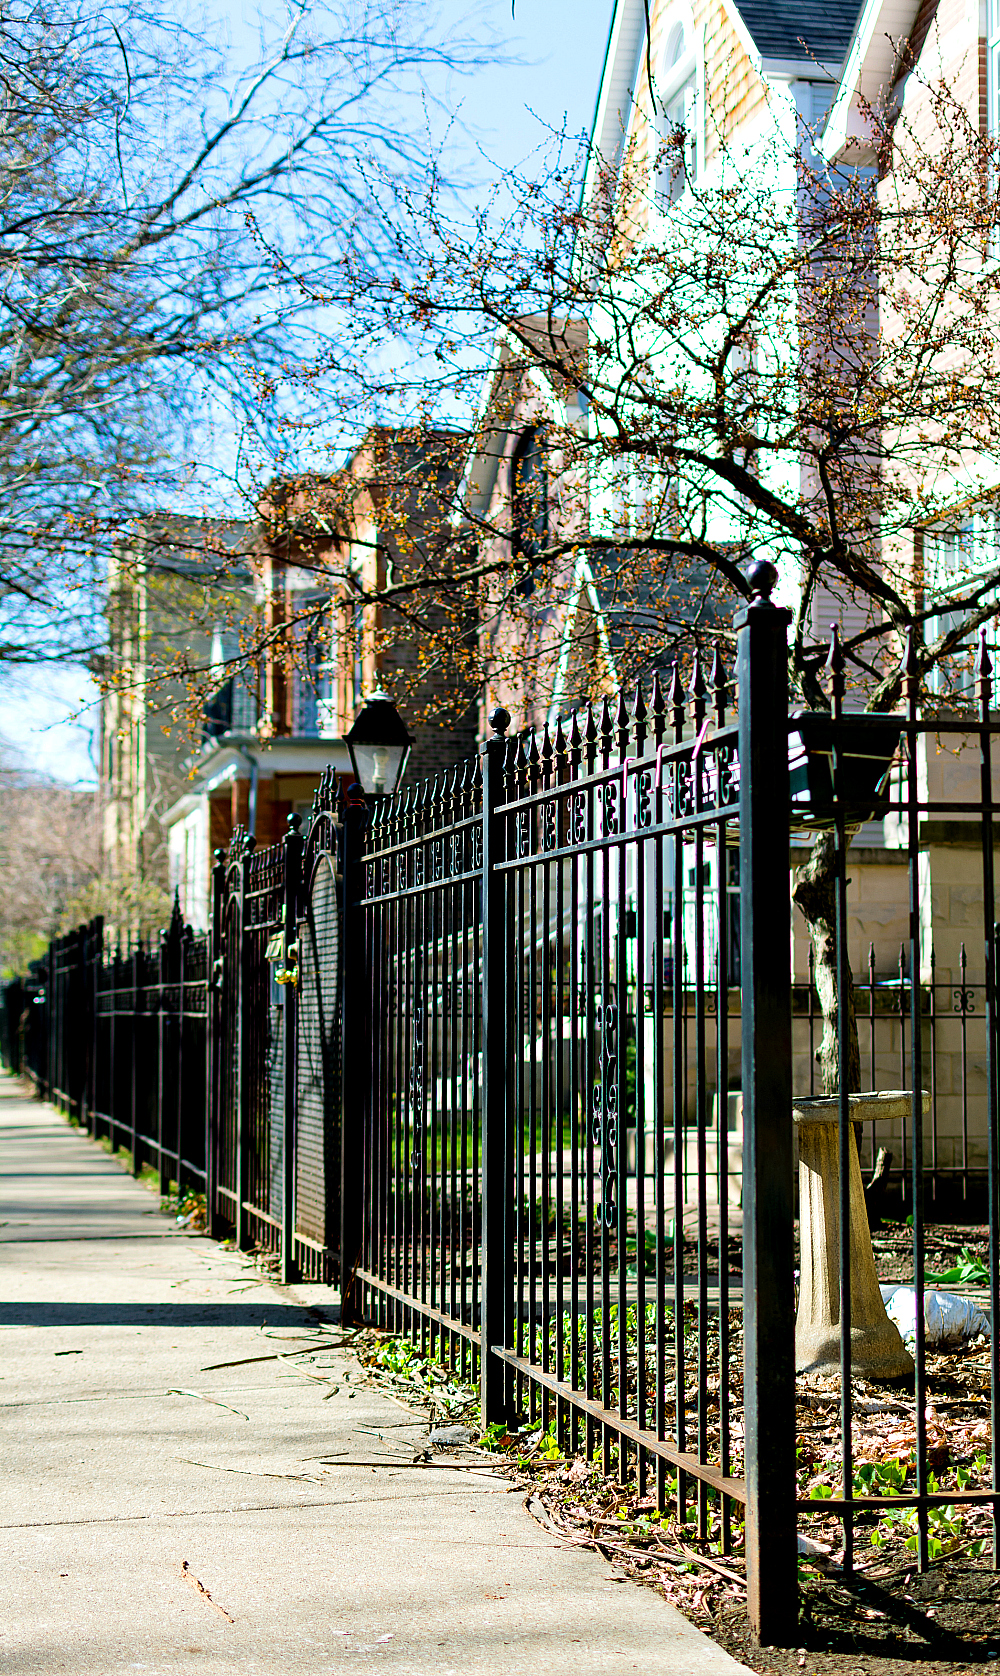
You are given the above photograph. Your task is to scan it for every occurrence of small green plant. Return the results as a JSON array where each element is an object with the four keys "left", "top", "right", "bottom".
[
  {"left": 538, "top": 1419, "right": 563, "bottom": 1462},
  {"left": 624, "top": 1228, "right": 673, "bottom": 1277},
  {"left": 926, "top": 1245, "right": 989, "bottom": 1287},
  {"left": 855, "top": 1458, "right": 908, "bottom": 1496},
  {"left": 480, "top": 1421, "right": 517, "bottom": 1452},
  {"left": 856, "top": 1457, "right": 975, "bottom": 1559}
]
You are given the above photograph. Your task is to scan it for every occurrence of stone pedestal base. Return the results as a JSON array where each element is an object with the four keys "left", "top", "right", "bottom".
[{"left": 795, "top": 1091, "right": 924, "bottom": 1380}]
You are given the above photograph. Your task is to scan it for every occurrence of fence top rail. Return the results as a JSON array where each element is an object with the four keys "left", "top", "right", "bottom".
[
  {"left": 496, "top": 722, "right": 739, "bottom": 817},
  {"left": 362, "top": 805, "right": 483, "bottom": 863}
]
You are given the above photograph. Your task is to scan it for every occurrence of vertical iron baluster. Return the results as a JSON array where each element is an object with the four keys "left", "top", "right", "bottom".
[
  {"left": 281, "top": 813, "right": 303, "bottom": 1283},
  {"left": 633, "top": 678, "right": 649, "bottom": 1499},
  {"left": 236, "top": 839, "right": 255, "bottom": 1252},
  {"left": 975, "top": 631, "right": 1000, "bottom": 1569},
  {"left": 472, "top": 751, "right": 486, "bottom": 1387},
  {"left": 960, "top": 943, "right": 969, "bottom": 1203},
  {"left": 390, "top": 789, "right": 405, "bottom": 1324},
  {"left": 598, "top": 696, "right": 614, "bottom": 1476},
  {"left": 569, "top": 711, "right": 583, "bottom": 1457},
  {"left": 713, "top": 644, "right": 732, "bottom": 1554},
  {"left": 429, "top": 777, "right": 442, "bottom": 1353},
  {"left": 689, "top": 652, "right": 710, "bottom": 1539},
  {"left": 554, "top": 719, "right": 568, "bottom": 1450},
  {"left": 869, "top": 943, "right": 876, "bottom": 1103},
  {"left": 401, "top": 788, "right": 415, "bottom": 1337},
  {"left": 516, "top": 734, "right": 529, "bottom": 1416},
  {"left": 808, "top": 944, "right": 816, "bottom": 1097},
  {"left": 669, "top": 660, "right": 687, "bottom": 1525},
  {"left": 157, "top": 924, "right": 166, "bottom": 1195},
  {"left": 650, "top": 670, "right": 668, "bottom": 1515},
  {"left": 928, "top": 943, "right": 938, "bottom": 1205},
  {"left": 448, "top": 765, "right": 460, "bottom": 1363},
  {"left": 902, "top": 631, "right": 928, "bottom": 1569},
  {"left": 419, "top": 781, "right": 433, "bottom": 1354},
  {"left": 528, "top": 732, "right": 541, "bottom": 1420},
  {"left": 897, "top": 941, "right": 907, "bottom": 1201},
  {"left": 615, "top": 686, "right": 630, "bottom": 1483},
  {"left": 481, "top": 709, "right": 512, "bottom": 1423},
  {"left": 459, "top": 760, "right": 472, "bottom": 1371},
  {"left": 584, "top": 703, "right": 598, "bottom": 1462},
  {"left": 827, "top": 625, "right": 854, "bottom": 1576},
  {"left": 540, "top": 726, "right": 553, "bottom": 1431}
]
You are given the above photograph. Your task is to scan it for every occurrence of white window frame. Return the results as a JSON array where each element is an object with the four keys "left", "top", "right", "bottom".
[
  {"left": 654, "top": 11, "right": 703, "bottom": 209},
  {"left": 924, "top": 510, "right": 1000, "bottom": 702}
]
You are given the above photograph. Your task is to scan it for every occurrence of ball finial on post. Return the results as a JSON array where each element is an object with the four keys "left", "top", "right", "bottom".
[
  {"left": 745, "top": 558, "right": 779, "bottom": 604},
  {"left": 488, "top": 705, "right": 511, "bottom": 738}
]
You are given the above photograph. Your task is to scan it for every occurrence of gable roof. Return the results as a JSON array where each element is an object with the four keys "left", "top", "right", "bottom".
[{"left": 733, "top": 0, "right": 867, "bottom": 67}]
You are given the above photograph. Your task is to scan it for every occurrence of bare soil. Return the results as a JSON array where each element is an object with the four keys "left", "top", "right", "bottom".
[{"left": 714, "top": 1555, "right": 1000, "bottom": 1673}]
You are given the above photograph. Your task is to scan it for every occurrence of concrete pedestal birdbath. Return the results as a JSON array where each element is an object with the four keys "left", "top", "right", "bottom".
[{"left": 795, "top": 1090, "right": 927, "bottom": 1380}]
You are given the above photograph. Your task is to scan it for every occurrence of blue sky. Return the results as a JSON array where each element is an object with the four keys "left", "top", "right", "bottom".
[{"left": 0, "top": 0, "right": 613, "bottom": 787}]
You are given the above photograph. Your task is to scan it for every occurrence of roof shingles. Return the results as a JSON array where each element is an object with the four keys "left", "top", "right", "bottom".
[{"left": 732, "top": 0, "right": 865, "bottom": 65}]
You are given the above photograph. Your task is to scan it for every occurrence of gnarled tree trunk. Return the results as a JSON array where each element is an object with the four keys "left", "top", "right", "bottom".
[{"left": 790, "top": 829, "right": 861, "bottom": 1096}]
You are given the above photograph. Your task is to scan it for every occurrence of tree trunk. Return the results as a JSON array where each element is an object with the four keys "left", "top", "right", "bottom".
[{"left": 790, "top": 830, "right": 861, "bottom": 1096}]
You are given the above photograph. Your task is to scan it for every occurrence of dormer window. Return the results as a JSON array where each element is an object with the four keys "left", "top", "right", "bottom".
[{"left": 656, "top": 20, "right": 699, "bottom": 207}]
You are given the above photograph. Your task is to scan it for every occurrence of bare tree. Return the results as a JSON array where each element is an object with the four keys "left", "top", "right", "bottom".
[
  {"left": 0, "top": 744, "right": 101, "bottom": 973},
  {"left": 0, "top": 0, "right": 499, "bottom": 669},
  {"left": 192, "top": 71, "right": 1000, "bottom": 1089}
]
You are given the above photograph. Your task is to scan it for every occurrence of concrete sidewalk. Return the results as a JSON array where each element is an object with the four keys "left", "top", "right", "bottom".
[{"left": 0, "top": 1075, "right": 753, "bottom": 1675}]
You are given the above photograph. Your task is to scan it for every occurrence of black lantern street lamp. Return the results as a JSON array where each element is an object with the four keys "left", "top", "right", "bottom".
[
  {"left": 345, "top": 689, "right": 413, "bottom": 797},
  {"left": 788, "top": 709, "right": 901, "bottom": 829}
]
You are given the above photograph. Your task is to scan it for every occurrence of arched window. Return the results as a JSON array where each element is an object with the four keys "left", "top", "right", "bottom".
[
  {"left": 656, "top": 19, "right": 698, "bottom": 208},
  {"left": 510, "top": 426, "right": 548, "bottom": 595}
]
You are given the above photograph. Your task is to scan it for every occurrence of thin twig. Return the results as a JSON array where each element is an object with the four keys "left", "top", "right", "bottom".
[{"left": 181, "top": 1561, "right": 234, "bottom": 1623}]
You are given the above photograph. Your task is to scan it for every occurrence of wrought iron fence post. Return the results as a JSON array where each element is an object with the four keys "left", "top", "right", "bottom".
[
  {"left": 87, "top": 917, "right": 103, "bottom": 1134},
  {"left": 157, "top": 922, "right": 168, "bottom": 1197},
  {"left": 340, "top": 793, "right": 368, "bottom": 1324},
  {"left": 282, "top": 813, "right": 304, "bottom": 1283},
  {"left": 236, "top": 841, "right": 254, "bottom": 1251},
  {"left": 46, "top": 940, "right": 55, "bottom": 1101},
  {"left": 736, "top": 560, "right": 796, "bottom": 1645},
  {"left": 206, "top": 849, "right": 227, "bottom": 1240},
  {"left": 481, "top": 707, "right": 513, "bottom": 1424}
]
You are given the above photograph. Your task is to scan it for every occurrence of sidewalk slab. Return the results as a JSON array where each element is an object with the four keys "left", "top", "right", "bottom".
[{"left": 0, "top": 1076, "right": 754, "bottom": 1675}]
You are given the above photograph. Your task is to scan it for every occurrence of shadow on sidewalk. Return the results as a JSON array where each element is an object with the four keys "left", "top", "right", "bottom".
[{"left": 0, "top": 1301, "right": 339, "bottom": 1327}]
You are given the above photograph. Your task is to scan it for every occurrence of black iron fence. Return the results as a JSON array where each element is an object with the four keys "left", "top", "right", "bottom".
[
  {"left": 6, "top": 568, "right": 1000, "bottom": 1645},
  {"left": 209, "top": 770, "right": 342, "bottom": 1281},
  {"left": 339, "top": 580, "right": 796, "bottom": 1636}
]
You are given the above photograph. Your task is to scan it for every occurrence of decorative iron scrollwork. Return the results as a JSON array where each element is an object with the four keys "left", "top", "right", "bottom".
[
  {"left": 591, "top": 1000, "right": 619, "bottom": 1228},
  {"left": 599, "top": 780, "right": 619, "bottom": 836},
  {"left": 410, "top": 999, "right": 425, "bottom": 1176}
]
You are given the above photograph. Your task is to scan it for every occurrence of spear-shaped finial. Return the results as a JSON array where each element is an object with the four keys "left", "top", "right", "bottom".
[
  {"left": 825, "top": 622, "right": 845, "bottom": 721},
  {"left": 976, "top": 624, "right": 994, "bottom": 720},
  {"left": 710, "top": 645, "right": 727, "bottom": 726},
  {"left": 667, "top": 660, "right": 684, "bottom": 740}
]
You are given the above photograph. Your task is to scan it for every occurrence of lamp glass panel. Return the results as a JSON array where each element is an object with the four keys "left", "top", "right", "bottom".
[{"left": 351, "top": 741, "right": 407, "bottom": 794}]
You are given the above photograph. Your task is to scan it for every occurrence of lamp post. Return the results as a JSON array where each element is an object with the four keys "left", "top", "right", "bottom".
[{"left": 345, "top": 689, "right": 413, "bottom": 797}]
